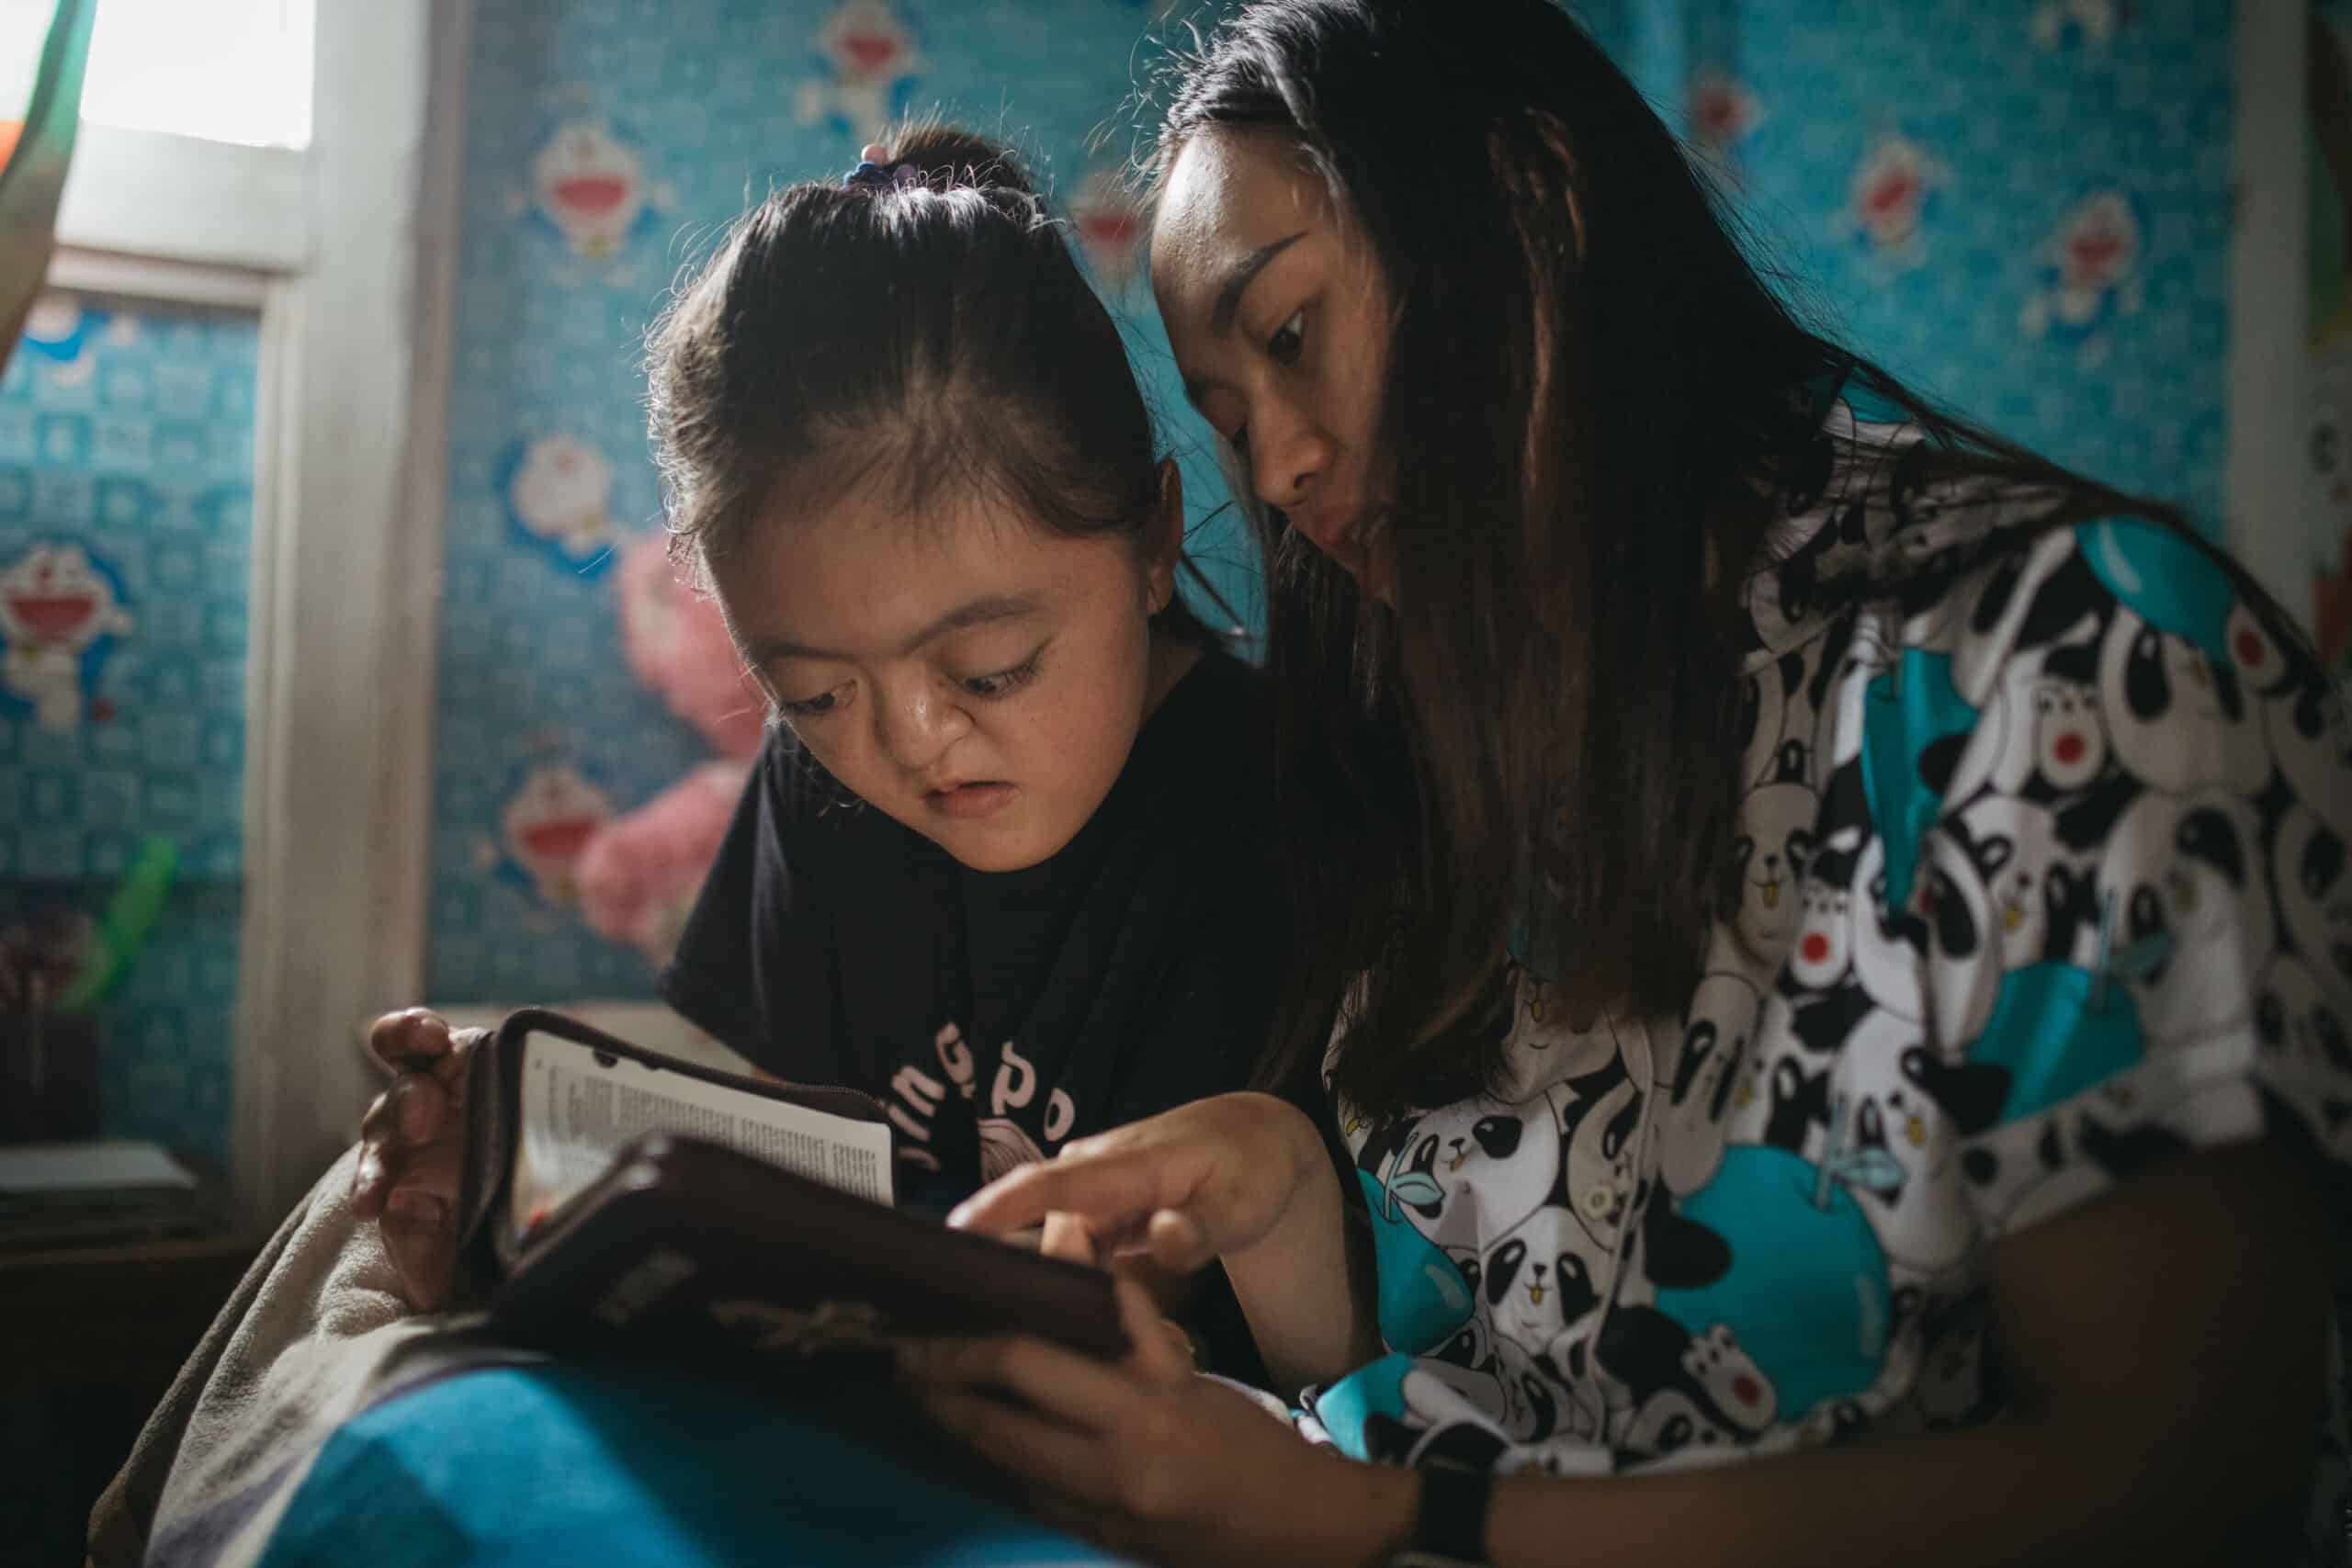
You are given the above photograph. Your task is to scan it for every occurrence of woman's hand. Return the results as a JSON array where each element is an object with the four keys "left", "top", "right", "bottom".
[
  {"left": 900, "top": 1276, "right": 1412, "bottom": 1567},
  {"left": 951, "top": 1091, "right": 1379, "bottom": 1393},
  {"left": 948, "top": 1091, "right": 1326, "bottom": 1272},
  {"left": 350, "top": 1008, "right": 479, "bottom": 1311}
]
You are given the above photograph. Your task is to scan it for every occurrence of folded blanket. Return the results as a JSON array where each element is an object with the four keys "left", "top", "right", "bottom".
[
  {"left": 86, "top": 1145, "right": 525, "bottom": 1568},
  {"left": 85, "top": 1146, "right": 1126, "bottom": 1568}
]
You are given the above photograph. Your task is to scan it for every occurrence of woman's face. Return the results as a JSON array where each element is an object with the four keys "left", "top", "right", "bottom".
[{"left": 1152, "top": 130, "right": 1396, "bottom": 602}]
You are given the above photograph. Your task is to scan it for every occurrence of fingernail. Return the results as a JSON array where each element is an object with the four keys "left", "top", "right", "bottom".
[
  {"left": 356, "top": 1156, "right": 382, "bottom": 1194},
  {"left": 944, "top": 1203, "right": 974, "bottom": 1229},
  {"left": 396, "top": 1088, "right": 439, "bottom": 1143}
]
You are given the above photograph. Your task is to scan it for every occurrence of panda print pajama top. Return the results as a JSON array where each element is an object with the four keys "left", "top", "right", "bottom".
[{"left": 1305, "top": 382, "right": 2352, "bottom": 1563}]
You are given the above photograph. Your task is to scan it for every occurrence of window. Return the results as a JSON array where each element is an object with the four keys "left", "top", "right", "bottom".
[{"left": 80, "top": 0, "right": 314, "bottom": 150}]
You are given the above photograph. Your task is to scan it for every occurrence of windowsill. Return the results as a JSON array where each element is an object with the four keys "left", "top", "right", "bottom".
[{"left": 54, "top": 122, "right": 307, "bottom": 274}]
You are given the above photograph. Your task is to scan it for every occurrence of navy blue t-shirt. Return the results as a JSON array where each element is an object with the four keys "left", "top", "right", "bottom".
[{"left": 662, "top": 646, "right": 1289, "bottom": 1213}]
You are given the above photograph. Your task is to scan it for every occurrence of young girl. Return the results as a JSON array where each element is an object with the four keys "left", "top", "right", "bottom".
[
  {"left": 907, "top": 5, "right": 2352, "bottom": 1564},
  {"left": 354, "top": 128, "right": 1288, "bottom": 1357}
]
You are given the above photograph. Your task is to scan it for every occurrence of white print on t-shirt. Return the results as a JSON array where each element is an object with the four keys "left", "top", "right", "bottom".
[{"left": 883, "top": 1022, "right": 1078, "bottom": 1182}]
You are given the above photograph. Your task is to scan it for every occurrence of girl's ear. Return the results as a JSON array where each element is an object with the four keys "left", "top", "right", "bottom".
[{"left": 1144, "top": 457, "right": 1185, "bottom": 615}]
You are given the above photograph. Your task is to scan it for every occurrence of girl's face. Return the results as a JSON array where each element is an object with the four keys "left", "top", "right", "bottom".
[
  {"left": 1152, "top": 130, "right": 1396, "bottom": 602},
  {"left": 718, "top": 472, "right": 1182, "bottom": 873}
]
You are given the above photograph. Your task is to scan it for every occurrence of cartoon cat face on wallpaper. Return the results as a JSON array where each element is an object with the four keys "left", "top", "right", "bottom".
[{"left": 0, "top": 540, "right": 132, "bottom": 731}]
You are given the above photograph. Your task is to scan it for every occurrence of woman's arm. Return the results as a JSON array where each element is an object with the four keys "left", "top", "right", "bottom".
[
  {"left": 1219, "top": 1148, "right": 1382, "bottom": 1393},
  {"left": 914, "top": 1136, "right": 2331, "bottom": 1567},
  {"left": 1473, "top": 1137, "right": 2326, "bottom": 1567}
]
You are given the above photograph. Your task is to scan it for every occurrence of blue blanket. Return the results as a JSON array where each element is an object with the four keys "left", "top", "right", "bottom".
[{"left": 254, "top": 1362, "right": 1121, "bottom": 1568}]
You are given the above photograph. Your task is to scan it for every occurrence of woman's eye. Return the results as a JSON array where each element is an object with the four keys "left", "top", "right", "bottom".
[
  {"left": 1267, "top": 308, "right": 1306, "bottom": 366},
  {"left": 1227, "top": 423, "right": 1250, "bottom": 455}
]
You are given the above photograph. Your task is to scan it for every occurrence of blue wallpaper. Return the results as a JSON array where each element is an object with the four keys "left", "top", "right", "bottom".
[
  {"left": 424, "top": 0, "right": 2242, "bottom": 1006},
  {"left": 0, "top": 294, "right": 257, "bottom": 1165},
  {"left": 1583, "top": 0, "right": 2233, "bottom": 533}
]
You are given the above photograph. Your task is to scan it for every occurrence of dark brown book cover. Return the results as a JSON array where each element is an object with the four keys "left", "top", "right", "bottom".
[{"left": 455, "top": 1010, "right": 1128, "bottom": 1367}]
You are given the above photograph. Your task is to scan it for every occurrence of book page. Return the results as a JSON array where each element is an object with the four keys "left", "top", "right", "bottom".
[{"left": 509, "top": 1030, "right": 893, "bottom": 1243}]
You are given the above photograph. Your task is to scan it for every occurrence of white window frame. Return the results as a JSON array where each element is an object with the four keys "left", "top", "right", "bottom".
[
  {"left": 47, "top": 0, "right": 466, "bottom": 1228},
  {"left": 2226, "top": 0, "right": 2310, "bottom": 618}
]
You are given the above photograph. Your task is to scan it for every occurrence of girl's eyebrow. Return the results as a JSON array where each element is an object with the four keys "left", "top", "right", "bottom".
[{"left": 745, "top": 592, "right": 1041, "bottom": 665}]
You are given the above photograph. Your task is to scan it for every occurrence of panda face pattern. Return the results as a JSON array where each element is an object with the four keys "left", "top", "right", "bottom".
[
  {"left": 1680, "top": 1323, "right": 1778, "bottom": 1433},
  {"left": 2098, "top": 610, "right": 2267, "bottom": 797},
  {"left": 1329, "top": 434, "right": 2352, "bottom": 1493},
  {"left": 1951, "top": 525, "right": 2081, "bottom": 700},
  {"left": 1836, "top": 1010, "right": 1975, "bottom": 1272},
  {"left": 2255, "top": 955, "right": 2352, "bottom": 1087},
  {"left": 1482, "top": 1210, "right": 1611, "bottom": 1355},
  {"left": 1616, "top": 1386, "right": 1746, "bottom": 1469},
  {"left": 1954, "top": 795, "right": 2084, "bottom": 971},
  {"left": 1659, "top": 974, "right": 1763, "bottom": 1196},
  {"left": 1910, "top": 830, "right": 2002, "bottom": 1051},
  {"left": 1789, "top": 881, "right": 1854, "bottom": 990},
  {"left": 2276, "top": 805, "right": 2352, "bottom": 1001},
  {"left": 2222, "top": 600, "right": 2302, "bottom": 699},
  {"left": 1394, "top": 1093, "right": 1566, "bottom": 1243},
  {"left": 1850, "top": 837, "right": 1929, "bottom": 1023},
  {"left": 1502, "top": 980, "right": 1631, "bottom": 1097},
  {"left": 1728, "top": 771, "right": 1820, "bottom": 964},
  {"left": 2261, "top": 671, "right": 2352, "bottom": 839},
  {"left": 2100, "top": 789, "right": 2274, "bottom": 1043},
  {"left": 1399, "top": 1362, "right": 1511, "bottom": 1444},
  {"left": 2029, "top": 678, "right": 2108, "bottom": 793},
  {"left": 1491, "top": 1335, "right": 1586, "bottom": 1443},
  {"left": 1813, "top": 623, "right": 1898, "bottom": 774},
  {"left": 1562, "top": 1073, "right": 1647, "bottom": 1248},
  {"left": 1428, "top": 1304, "right": 1496, "bottom": 1375}
]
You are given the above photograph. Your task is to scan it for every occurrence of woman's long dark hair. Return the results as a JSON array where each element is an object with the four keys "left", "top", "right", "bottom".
[{"left": 1160, "top": 0, "right": 2205, "bottom": 1118}]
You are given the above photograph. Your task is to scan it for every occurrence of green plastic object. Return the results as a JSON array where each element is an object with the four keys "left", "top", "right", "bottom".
[{"left": 57, "top": 833, "right": 175, "bottom": 1014}]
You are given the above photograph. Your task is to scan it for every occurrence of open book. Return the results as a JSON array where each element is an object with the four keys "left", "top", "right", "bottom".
[{"left": 455, "top": 1010, "right": 1128, "bottom": 1366}]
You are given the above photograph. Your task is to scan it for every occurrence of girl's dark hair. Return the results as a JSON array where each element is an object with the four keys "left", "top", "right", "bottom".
[
  {"left": 1162, "top": 0, "right": 2210, "bottom": 1119},
  {"left": 648, "top": 121, "right": 1216, "bottom": 644}
]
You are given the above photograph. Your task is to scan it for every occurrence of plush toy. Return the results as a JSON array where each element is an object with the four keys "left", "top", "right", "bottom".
[{"left": 574, "top": 534, "right": 768, "bottom": 964}]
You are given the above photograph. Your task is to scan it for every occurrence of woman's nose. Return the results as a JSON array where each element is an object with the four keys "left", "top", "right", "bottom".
[{"left": 1248, "top": 404, "right": 1333, "bottom": 522}]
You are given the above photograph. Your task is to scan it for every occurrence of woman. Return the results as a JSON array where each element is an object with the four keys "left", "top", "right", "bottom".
[{"left": 904, "top": 3, "right": 2352, "bottom": 1564}]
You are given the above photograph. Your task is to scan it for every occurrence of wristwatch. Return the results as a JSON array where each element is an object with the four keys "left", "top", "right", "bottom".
[{"left": 1385, "top": 1464, "right": 1493, "bottom": 1567}]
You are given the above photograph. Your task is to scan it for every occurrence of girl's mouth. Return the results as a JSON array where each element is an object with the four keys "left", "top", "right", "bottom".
[{"left": 925, "top": 781, "right": 1015, "bottom": 820}]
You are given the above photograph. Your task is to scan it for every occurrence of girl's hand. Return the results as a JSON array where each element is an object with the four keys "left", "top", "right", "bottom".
[
  {"left": 947, "top": 1091, "right": 1326, "bottom": 1273},
  {"left": 900, "top": 1277, "right": 1409, "bottom": 1567},
  {"left": 351, "top": 1008, "right": 480, "bottom": 1311}
]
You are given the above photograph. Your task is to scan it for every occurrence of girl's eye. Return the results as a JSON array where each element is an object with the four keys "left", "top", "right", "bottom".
[
  {"left": 962, "top": 649, "right": 1045, "bottom": 700},
  {"left": 1227, "top": 423, "right": 1250, "bottom": 455},
  {"left": 778, "top": 683, "right": 848, "bottom": 720},
  {"left": 1267, "top": 308, "right": 1306, "bottom": 367}
]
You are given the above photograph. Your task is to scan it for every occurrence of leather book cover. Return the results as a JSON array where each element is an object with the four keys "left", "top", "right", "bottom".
[{"left": 453, "top": 1009, "right": 1128, "bottom": 1366}]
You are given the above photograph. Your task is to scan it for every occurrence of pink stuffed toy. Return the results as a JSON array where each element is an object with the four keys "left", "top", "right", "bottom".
[{"left": 574, "top": 535, "right": 768, "bottom": 964}]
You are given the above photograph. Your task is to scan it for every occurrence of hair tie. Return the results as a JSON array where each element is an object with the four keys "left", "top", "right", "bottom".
[{"left": 843, "top": 158, "right": 925, "bottom": 193}]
